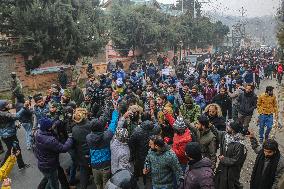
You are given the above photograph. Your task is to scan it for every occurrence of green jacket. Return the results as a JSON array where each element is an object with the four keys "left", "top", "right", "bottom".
[
  {"left": 70, "top": 87, "right": 84, "bottom": 106},
  {"left": 179, "top": 104, "right": 201, "bottom": 123},
  {"left": 145, "top": 145, "right": 182, "bottom": 189}
]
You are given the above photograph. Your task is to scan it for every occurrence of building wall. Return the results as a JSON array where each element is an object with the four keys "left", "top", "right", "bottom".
[{"left": 0, "top": 54, "right": 16, "bottom": 91}]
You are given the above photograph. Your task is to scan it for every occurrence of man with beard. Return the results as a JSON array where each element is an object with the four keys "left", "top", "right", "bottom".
[
  {"left": 143, "top": 135, "right": 182, "bottom": 189},
  {"left": 194, "top": 115, "right": 217, "bottom": 166},
  {"left": 215, "top": 121, "right": 247, "bottom": 189},
  {"left": 237, "top": 84, "right": 257, "bottom": 132},
  {"left": 257, "top": 86, "right": 278, "bottom": 143},
  {"left": 212, "top": 87, "right": 232, "bottom": 120},
  {"left": 191, "top": 85, "right": 206, "bottom": 110},
  {"left": 204, "top": 103, "right": 226, "bottom": 131},
  {"left": 249, "top": 132, "right": 284, "bottom": 189}
]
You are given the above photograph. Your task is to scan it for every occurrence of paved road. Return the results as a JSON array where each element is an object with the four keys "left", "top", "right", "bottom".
[{"left": 4, "top": 78, "right": 283, "bottom": 189}]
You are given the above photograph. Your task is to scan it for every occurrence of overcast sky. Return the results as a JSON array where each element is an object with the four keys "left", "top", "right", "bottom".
[{"left": 157, "top": 0, "right": 281, "bottom": 17}]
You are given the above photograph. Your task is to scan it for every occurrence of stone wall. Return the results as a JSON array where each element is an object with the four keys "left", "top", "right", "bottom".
[{"left": 0, "top": 54, "right": 16, "bottom": 91}]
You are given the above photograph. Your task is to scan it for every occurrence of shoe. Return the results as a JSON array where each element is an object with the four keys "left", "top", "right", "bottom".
[
  {"left": 19, "top": 164, "right": 30, "bottom": 171},
  {"left": 27, "top": 146, "right": 31, "bottom": 150}
]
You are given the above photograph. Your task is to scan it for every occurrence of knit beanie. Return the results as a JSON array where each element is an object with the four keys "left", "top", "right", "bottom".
[
  {"left": 115, "top": 128, "right": 129, "bottom": 143},
  {"left": 39, "top": 118, "right": 53, "bottom": 131},
  {"left": 173, "top": 116, "right": 187, "bottom": 131},
  {"left": 0, "top": 100, "right": 8, "bottom": 110},
  {"left": 185, "top": 142, "right": 202, "bottom": 161},
  {"left": 91, "top": 118, "right": 104, "bottom": 132}
]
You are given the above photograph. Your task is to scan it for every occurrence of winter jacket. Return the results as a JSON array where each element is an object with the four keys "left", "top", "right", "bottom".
[
  {"left": 34, "top": 130, "right": 73, "bottom": 172},
  {"left": 129, "top": 120, "right": 160, "bottom": 162},
  {"left": 199, "top": 129, "right": 217, "bottom": 165},
  {"left": 228, "top": 87, "right": 243, "bottom": 106},
  {"left": 204, "top": 86, "right": 217, "bottom": 104},
  {"left": 86, "top": 110, "right": 119, "bottom": 169},
  {"left": 250, "top": 137, "right": 284, "bottom": 189},
  {"left": 33, "top": 104, "right": 49, "bottom": 129},
  {"left": 145, "top": 145, "right": 182, "bottom": 189},
  {"left": 72, "top": 119, "right": 92, "bottom": 166},
  {"left": 179, "top": 104, "right": 201, "bottom": 124},
  {"left": 110, "top": 139, "right": 131, "bottom": 174},
  {"left": 0, "top": 108, "right": 24, "bottom": 138},
  {"left": 212, "top": 94, "right": 232, "bottom": 119},
  {"left": 205, "top": 113, "right": 226, "bottom": 131},
  {"left": 215, "top": 132, "right": 247, "bottom": 189},
  {"left": 257, "top": 93, "right": 278, "bottom": 115},
  {"left": 19, "top": 107, "right": 33, "bottom": 124},
  {"left": 180, "top": 158, "right": 215, "bottom": 189},
  {"left": 208, "top": 73, "right": 220, "bottom": 85},
  {"left": 237, "top": 92, "right": 257, "bottom": 116},
  {"left": 172, "top": 129, "right": 192, "bottom": 165},
  {"left": 243, "top": 70, "right": 254, "bottom": 83},
  {"left": 0, "top": 155, "right": 16, "bottom": 181},
  {"left": 191, "top": 94, "right": 206, "bottom": 110},
  {"left": 70, "top": 87, "right": 84, "bottom": 106}
]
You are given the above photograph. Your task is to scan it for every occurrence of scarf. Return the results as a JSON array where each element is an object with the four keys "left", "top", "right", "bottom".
[
  {"left": 224, "top": 133, "right": 244, "bottom": 152},
  {"left": 250, "top": 149, "right": 280, "bottom": 189}
]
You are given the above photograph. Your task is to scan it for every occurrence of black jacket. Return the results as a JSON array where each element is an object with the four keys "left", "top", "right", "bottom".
[
  {"left": 72, "top": 120, "right": 92, "bottom": 166},
  {"left": 212, "top": 94, "right": 232, "bottom": 119},
  {"left": 237, "top": 92, "right": 258, "bottom": 116}
]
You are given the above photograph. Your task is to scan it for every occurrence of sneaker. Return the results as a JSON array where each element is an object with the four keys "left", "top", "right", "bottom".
[
  {"left": 27, "top": 146, "right": 31, "bottom": 150},
  {"left": 19, "top": 164, "right": 30, "bottom": 171}
]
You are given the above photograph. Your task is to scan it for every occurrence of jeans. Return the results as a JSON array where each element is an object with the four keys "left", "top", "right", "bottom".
[
  {"left": 1, "top": 135, "right": 25, "bottom": 168},
  {"left": 92, "top": 167, "right": 111, "bottom": 189},
  {"left": 232, "top": 105, "right": 239, "bottom": 122},
  {"left": 259, "top": 114, "right": 273, "bottom": 141},
  {"left": 40, "top": 169, "right": 59, "bottom": 189},
  {"left": 153, "top": 186, "right": 170, "bottom": 189},
  {"left": 22, "top": 123, "right": 32, "bottom": 148}
]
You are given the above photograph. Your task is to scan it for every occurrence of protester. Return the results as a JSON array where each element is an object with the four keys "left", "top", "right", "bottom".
[
  {"left": 143, "top": 135, "right": 182, "bottom": 189},
  {"left": 215, "top": 121, "right": 247, "bottom": 189},
  {"left": 237, "top": 84, "right": 257, "bottom": 131},
  {"left": 257, "top": 86, "right": 278, "bottom": 143},
  {"left": 180, "top": 142, "right": 215, "bottom": 189},
  {"left": 0, "top": 100, "right": 29, "bottom": 170},
  {"left": 34, "top": 118, "right": 73, "bottom": 189},
  {"left": 249, "top": 131, "right": 284, "bottom": 189}
]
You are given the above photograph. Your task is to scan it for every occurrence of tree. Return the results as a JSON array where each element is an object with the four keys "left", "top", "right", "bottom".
[
  {"left": 109, "top": 3, "right": 167, "bottom": 56},
  {"left": 0, "top": 0, "right": 108, "bottom": 69}
]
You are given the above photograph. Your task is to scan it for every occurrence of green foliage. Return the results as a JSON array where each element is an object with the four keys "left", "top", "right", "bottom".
[
  {"left": 109, "top": 4, "right": 168, "bottom": 56},
  {"left": 0, "top": 0, "right": 108, "bottom": 69},
  {"left": 109, "top": 3, "right": 229, "bottom": 56}
]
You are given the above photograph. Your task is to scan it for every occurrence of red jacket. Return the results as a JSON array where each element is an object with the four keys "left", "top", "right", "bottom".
[{"left": 172, "top": 128, "right": 192, "bottom": 165}]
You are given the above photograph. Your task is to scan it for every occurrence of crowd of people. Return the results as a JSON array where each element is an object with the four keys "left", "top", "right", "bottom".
[{"left": 0, "top": 48, "right": 284, "bottom": 189}]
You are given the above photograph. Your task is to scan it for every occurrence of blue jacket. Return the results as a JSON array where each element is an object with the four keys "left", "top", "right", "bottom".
[
  {"left": 86, "top": 110, "right": 119, "bottom": 169},
  {"left": 209, "top": 73, "right": 220, "bottom": 85},
  {"left": 0, "top": 108, "right": 24, "bottom": 138},
  {"left": 33, "top": 104, "right": 49, "bottom": 128}
]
